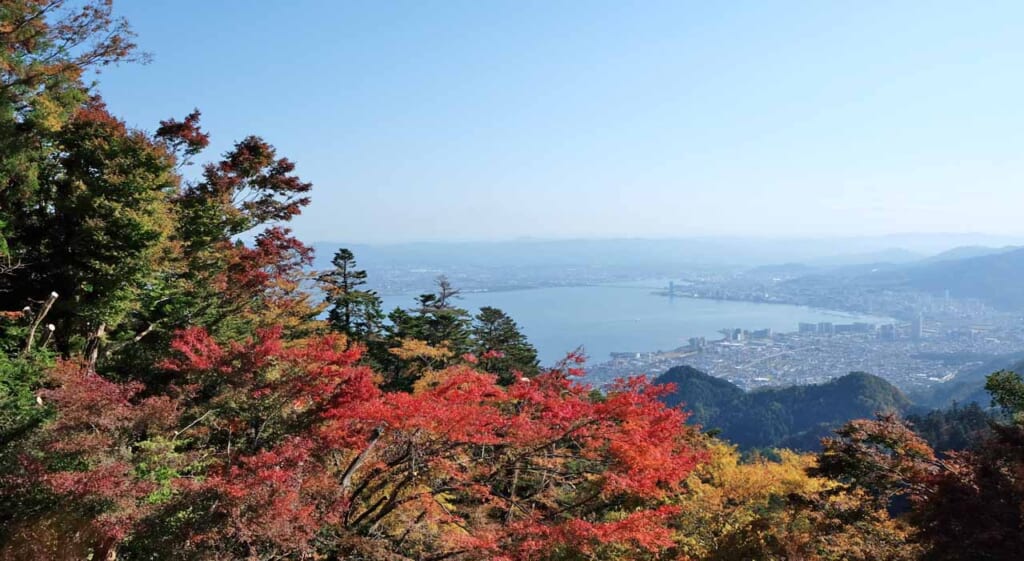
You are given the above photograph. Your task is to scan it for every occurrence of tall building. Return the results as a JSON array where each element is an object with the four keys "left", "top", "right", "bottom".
[
  {"left": 911, "top": 314, "right": 923, "bottom": 340},
  {"left": 879, "top": 324, "right": 897, "bottom": 341},
  {"left": 719, "top": 328, "right": 745, "bottom": 342},
  {"left": 751, "top": 328, "right": 773, "bottom": 339},
  {"left": 798, "top": 322, "right": 818, "bottom": 334},
  {"left": 852, "top": 322, "right": 875, "bottom": 333}
]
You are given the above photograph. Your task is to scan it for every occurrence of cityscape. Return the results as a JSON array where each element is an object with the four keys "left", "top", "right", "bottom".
[{"left": 587, "top": 282, "right": 1024, "bottom": 392}]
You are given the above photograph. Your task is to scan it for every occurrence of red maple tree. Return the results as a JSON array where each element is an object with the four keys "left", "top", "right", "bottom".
[{"left": 20, "top": 330, "right": 706, "bottom": 560}]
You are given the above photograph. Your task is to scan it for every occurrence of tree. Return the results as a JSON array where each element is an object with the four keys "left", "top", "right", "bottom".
[
  {"left": 319, "top": 248, "right": 383, "bottom": 343},
  {"left": 905, "top": 401, "right": 991, "bottom": 453},
  {"left": 985, "top": 369, "right": 1024, "bottom": 423},
  {"left": 381, "top": 276, "right": 473, "bottom": 388},
  {"left": 99, "top": 112, "right": 322, "bottom": 379},
  {"left": 471, "top": 306, "right": 539, "bottom": 384},
  {"left": 816, "top": 373, "right": 1024, "bottom": 561},
  {"left": 6, "top": 330, "right": 708, "bottom": 561},
  {"left": 175, "top": 136, "right": 312, "bottom": 251},
  {"left": 13, "top": 99, "right": 176, "bottom": 355},
  {"left": 674, "top": 439, "right": 918, "bottom": 561},
  {"left": 0, "top": 0, "right": 143, "bottom": 237},
  {"left": 0, "top": 1, "right": 159, "bottom": 358},
  {"left": 405, "top": 276, "right": 471, "bottom": 353},
  {"left": 815, "top": 413, "right": 943, "bottom": 507}
]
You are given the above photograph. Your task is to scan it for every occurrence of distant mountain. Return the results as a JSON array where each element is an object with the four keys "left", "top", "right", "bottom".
[
  {"left": 657, "top": 366, "right": 910, "bottom": 450},
  {"left": 788, "top": 245, "right": 1024, "bottom": 311},
  {"left": 803, "top": 248, "right": 925, "bottom": 267},
  {"left": 920, "top": 245, "right": 1019, "bottom": 264},
  {"left": 895, "top": 247, "right": 1024, "bottom": 310},
  {"left": 311, "top": 234, "right": 1024, "bottom": 271},
  {"left": 745, "top": 262, "right": 819, "bottom": 277},
  {"left": 910, "top": 352, "right": 1024, "bottom": 410}
]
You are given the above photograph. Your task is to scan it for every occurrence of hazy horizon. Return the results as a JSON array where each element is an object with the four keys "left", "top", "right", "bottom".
[{"left": 310, "top": 231, "right": 1024, "bottom": 247}]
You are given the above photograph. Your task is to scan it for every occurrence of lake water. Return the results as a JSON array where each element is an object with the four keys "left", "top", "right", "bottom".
[{"left": 380, "top": 281, "right": 890, "bottom": 366}]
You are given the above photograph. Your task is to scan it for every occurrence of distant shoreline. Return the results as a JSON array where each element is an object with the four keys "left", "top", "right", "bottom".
[{"left": 379, "top": 282, "right": 895, "bottom": 325}]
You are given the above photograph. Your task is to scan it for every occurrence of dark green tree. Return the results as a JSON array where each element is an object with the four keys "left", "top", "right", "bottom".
[
  {"left": 0, "top": 0, "right": 142, "bottom": 236},
  {"left": 986, "top": 369, "right": 1024, "bottom": 423},
  {"left": 22, "top": 100, "right": 176, "bottom": 355},
  {"left": 319, "top": 248, "right": 383, "bottom": 342},
  {"left": 376, "top": 276, "right": 473, "bottom": 389},
  {"left": 471, "top": 306, "right": 539, "bottom": 384},
  {"left": 906, "top": 401, "right": 991, "bottom": 452},
  {"left": 388, "top": 275, "right": 471, "bottom": 354},
  {"left": 0, "top": 1, "right": 149, "bottom": 356}
]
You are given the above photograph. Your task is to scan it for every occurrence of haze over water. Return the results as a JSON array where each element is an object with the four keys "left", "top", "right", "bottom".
[{"left": 382, "top": 281, "right": 890, "bottom": 366}]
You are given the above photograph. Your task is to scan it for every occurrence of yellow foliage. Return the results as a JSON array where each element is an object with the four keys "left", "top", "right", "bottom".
[
  {"left": 411, "top": 368, "right": 450, "bottom": 394},
  {"left": 244, "top": 276, "right": 328, "bottom": 337},
  {"left": 29, "top": 94, "right": 70, "bottom": 132},
  {"left": 389, "top": 338, "right": 453, "bottom": 362},
  {"left": 675, "top": 438, "right": 919, "bottom": 561}
]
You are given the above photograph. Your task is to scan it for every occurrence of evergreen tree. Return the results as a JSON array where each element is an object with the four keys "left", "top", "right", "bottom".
[
  {"left": 0, "top": 1, "right": 152, "bottom": 356},
  {"left": 472, "top": 306, "right": 539, "bottom": 384},
  {"left": 319, "top": 248, "right": 383, "bottom": 342},
  {"left": 389, "top": 275, "right": 471, "bottom": 354}
]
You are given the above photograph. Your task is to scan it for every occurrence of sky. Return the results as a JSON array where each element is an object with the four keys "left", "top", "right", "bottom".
[{"left": 96, "top": 1, "right": 1024, "bottom": 244}]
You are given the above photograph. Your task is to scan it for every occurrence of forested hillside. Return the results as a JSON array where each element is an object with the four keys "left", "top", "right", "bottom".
[
  {"left": 910, "top": 353, "right": 1024, "bottom": 409},
  {"left": 657, "top": 366, "right": 910, "bottom": 450}
]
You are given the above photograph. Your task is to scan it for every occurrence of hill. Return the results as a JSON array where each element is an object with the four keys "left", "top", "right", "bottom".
[
  {"left": 899, "top": 247, "right": 1024, "bottom": 309},
  {"left": 657, "top": 367, "right": 911, "bottom": 450},
  {"left": 784, "top": 245, "right": 1024, "bottom": 311},
  {"left": 808, "top": 246, "right": 1024, "bottom": 311},
  {"left": 920, "top": 245, "right": 1019, "bottom": 264},
  {"left": 910, "top": 352, "right": 1024, "bottom": 409}
]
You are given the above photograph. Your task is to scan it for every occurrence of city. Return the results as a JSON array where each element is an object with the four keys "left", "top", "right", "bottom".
[{"left": 587, "top": 284, "right": 1024, "bottom": 392}]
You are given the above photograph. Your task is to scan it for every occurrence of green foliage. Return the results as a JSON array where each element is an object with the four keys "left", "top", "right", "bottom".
[
  {"left": 0, "top": 352, "right": 52, "bottom": 447},
  {"left": 657, "top": 365, "right": 744, "bottom": 427},
  {"left": 319, "top": 248, "right": 383, "bottom": 342},
  {"left": 985, "top": 369, "right": 1024, "bottom": 423},
  {"left": 377, "top": 277, "right": 542, "bottom": 389},
  {"left": 397, "top": 276, "right": 472, "bottom": 352},
  {"left": 471, "top": 306, "right": 540, "bottom": 383},
  {"left": 34, "top": 102, "right": 175, "bottom": 338},
  {"left": 658, "top": 367, "right": 910, "bottom": 450},
  {"left": 905, "top": 401, "right": 991, "bottom": 452}
]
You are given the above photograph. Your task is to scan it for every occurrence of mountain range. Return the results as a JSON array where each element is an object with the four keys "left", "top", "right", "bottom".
[
  {"left": 782, "top": 244, "right": 1024, "bottom": 311},
  {"left": 312, "top": 234, "right": 1024, "bottom": 271}
]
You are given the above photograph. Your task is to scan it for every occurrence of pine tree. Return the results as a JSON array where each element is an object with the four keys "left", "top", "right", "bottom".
[
  {"left": 389, "top": 275, "right": 472, "bottom": 354},
  {"left": 472, "top": 306, "right": 540, "bottom": 384},
  {"left": 319, "top": 248, "right": 383, "bottom": 342}
]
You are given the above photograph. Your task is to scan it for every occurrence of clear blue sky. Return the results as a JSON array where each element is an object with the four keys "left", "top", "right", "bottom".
[{"left": 97, "top": 1, "right": 1024, "bottom": 243}]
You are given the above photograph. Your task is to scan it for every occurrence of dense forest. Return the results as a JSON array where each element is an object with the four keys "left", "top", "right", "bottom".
[
  {"left": 656, "top": 365, "right": 1004, "bottom": 456},
  {"left": 1, "top": 3, "right": 1023, "bottom": 560},
  {"left": 657, "top": 367, "right": 911, "bottom": 450}
]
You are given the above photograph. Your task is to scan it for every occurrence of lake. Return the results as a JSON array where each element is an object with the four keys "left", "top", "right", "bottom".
[{"left": 380, "top": 281, "right": 891, "bottom": 366}]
